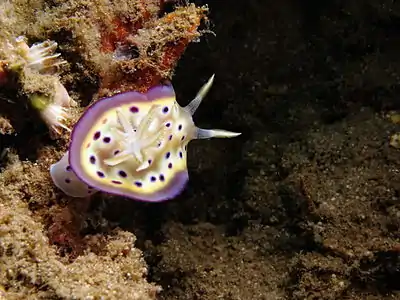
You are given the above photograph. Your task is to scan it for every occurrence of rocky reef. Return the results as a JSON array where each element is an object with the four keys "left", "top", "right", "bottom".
[{"left": 0, "top": 0, "right": 207, "bottom": 298}]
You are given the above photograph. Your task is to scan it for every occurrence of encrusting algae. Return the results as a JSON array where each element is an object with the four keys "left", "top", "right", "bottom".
[{"left": 0, "top": 0, "right": 211, "bottom": 298}]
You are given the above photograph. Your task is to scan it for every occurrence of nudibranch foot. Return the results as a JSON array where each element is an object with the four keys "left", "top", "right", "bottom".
[
  {"left": 51, "top": 75, "right": 241, "bottom": 202},
  {"left": 50, "top": 152, "right": 98, "bottom": 197}
]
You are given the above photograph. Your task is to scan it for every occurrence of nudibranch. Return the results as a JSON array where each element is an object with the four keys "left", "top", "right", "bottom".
[{"left": 50, "top": 75, "right": 240, "bottom": 202}]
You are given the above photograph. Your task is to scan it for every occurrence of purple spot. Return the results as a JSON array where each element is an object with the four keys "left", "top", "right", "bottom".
[
  {"left": 88, "top": 186, "right": 93, "bottom": 190},
  {"left": 130, "top": 106, "right": 139, "bottom": 113},
  {"left": 166, "top": 122, "right": 171, "bottom": 127},
  {"left": 97, "top": 171, "right": 105, "bottom": 178},
  {"left": 157, "top": 142, "right": 161, "bottom": 147},
  {"left": 181, "top": 136, "right": 185, "bottom": 141},
  {"left": 150, "top": 176, "right": 156, "bottom": 182},
  {"left": 134, "top": 181, "right": 142, "bottom": 187},
  {"left": 103, "top": 137, "right": 111, "bottom": 143},
  {"left": 179, "top": 151, "right": 183, "bottom": 158},
  {"left": 184, "top": 145, "right": 187, "bottom": 151},
  {"left": 90, "top": 155, "right": 96, "bottom": 164},
  {"left": 163, "top": 106, "right": 169, "bottom": 113},
  {"left": 178, "top": 124, "right": 182, "bottom": 131},
  {"left": 159, "top": 174, "right": 165, "bottom": 181},
  {"left": 66, "top": 166, "right": 71, "bottom": 171},
  {"left": 118, "top": 170, "right": 127, "bottom": 178},
  {"left": 88, "top": 190, "right": 92, "bottom": 194},
  {"left": 165, "top": 152, "right": 171, "bottom": 159},
  {"left": 168, "top": 163, "right": 172, "bottom": 169},
  {"left": 65, "top": 178, "right": 71, "bottom": 184},
  {"left": 148, "top": 159, "right": 152, "bottom": 165},
  {"left": 112, "top": 180, "right": 122, "bottom": 184},
  {"left": 93, "top": 131, "right": 101, "bottom": 140},
  {"left": 114, "top": 150, "right": 120, "bottom": 155},
  {"left": 169, "top": 135, "right": 173, "bottom": 141}
]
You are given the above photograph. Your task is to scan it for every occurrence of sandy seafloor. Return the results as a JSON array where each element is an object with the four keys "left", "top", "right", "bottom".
[{"left": 1, "top": 0, "right": 400, "bottom": 299}]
